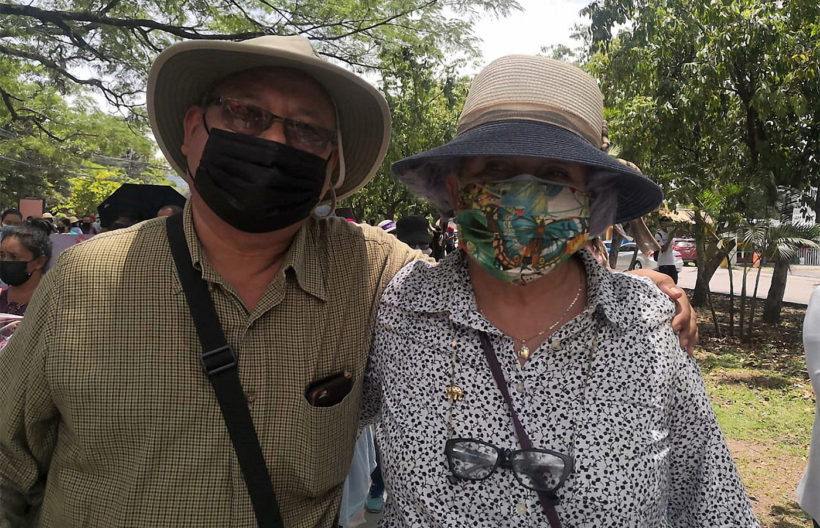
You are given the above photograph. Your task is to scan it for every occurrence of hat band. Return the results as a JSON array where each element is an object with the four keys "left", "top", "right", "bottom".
[{"left": 458, "top": 105, "right": 601, "bottom": 146}]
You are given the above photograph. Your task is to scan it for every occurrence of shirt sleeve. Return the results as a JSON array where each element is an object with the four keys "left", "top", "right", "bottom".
[
  {"left": 667, "top": 349, "right": 760, "bottom": 527},
  {"left": 359, "top": 237, "right": 423, "bottom": 428},
  {"left": 0, "top": 269, "right": 61, "bottom": 527},
  {"left": 360, "top": 284, "right": 400, "bottom": 427}
]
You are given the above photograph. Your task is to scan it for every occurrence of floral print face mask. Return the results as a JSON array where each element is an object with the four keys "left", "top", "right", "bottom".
[{"left": 455, "top": 174, "right": 590, "bottom": 285}]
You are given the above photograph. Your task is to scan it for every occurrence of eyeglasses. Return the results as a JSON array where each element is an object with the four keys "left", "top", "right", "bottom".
[
  {"left": 445, "top": 438, "right": 574, "bottom": 493},
  {"left": 204, "top": 96, "right": 337, "bottom": 157}
]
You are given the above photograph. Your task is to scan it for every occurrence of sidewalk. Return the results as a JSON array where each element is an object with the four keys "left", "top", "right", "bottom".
[{"left": 677, "top": 265, "right": 820, "bottom": 306}]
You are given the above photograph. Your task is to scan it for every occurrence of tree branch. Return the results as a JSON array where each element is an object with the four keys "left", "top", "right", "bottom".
[{"left": 0, "top": 3, "right": 262, "bottom": 40}]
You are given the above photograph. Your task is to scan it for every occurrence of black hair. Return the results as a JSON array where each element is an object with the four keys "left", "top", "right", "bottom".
[
  {"left": 1, "top": 208, "right": 22, "bottom": 222},
  {"left": 2, "top": 224, "right": 53, "bottom": 262},
  {"left": 24, "top": 218, "right": 54, "bottom": 239}
]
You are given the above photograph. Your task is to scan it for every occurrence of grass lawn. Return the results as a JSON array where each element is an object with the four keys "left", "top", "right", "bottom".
[{"left": 692, "top": 291, "right": 815, "bottom": 528}]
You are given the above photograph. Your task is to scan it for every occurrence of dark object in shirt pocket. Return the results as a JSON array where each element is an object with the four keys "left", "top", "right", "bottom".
[{"left": 304, "top": 371, "right": 353, "bottom": 407}]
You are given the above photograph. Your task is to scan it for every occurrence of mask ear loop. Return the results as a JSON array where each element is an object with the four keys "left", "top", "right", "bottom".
[
  {"left": 312, "top": 107, "right": 344, "bottom": 219},
  {"left": 333, "top": 124, "right": 346, "bottom": 191}
]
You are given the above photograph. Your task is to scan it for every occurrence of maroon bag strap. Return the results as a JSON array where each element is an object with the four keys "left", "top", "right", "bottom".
[{"left": 478, "top": 331, "right": 563, "bottom": 528}]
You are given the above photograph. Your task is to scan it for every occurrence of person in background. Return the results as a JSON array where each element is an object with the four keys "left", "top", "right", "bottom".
[
  {"left": 67, "top": 216, "right": 82, "bottom": 234},
  {"left": 40, "top": 213, "right": 56, "bottom": 234},
  {"left": 339, "top": 427, "right": 378, "bottom": 527},
  {"left": 654, "top": 215, "right": 678, "bottom": 283},
  {"left": 156, "top": 204, "right": 184, "bottom": 217},
  {"left": 395, "top": 215, "right": 433, "bottom": 255},
  {"left": 56, "top": 216, "right": 72, "bottom": 234},
  {"left": 377, "top": 219, "right": 396, "bottom": 235},
  {"left": 0, "top": 224, "right": 52, "bottom": 316},
  {"left": 80, "top": 214, "right": 100, "bottom": 235},
  {"left": 798, "top": 286, "right": 820, "bottom": 528},
  {"left": 0, "top": 209, "right": 22, "bottom": 228},
  {"left": 108, "top": 210, "right": 143, "bottom": 231},
  {"left": 24, "top": 218, "right": 54, "bottom": 240},
  {"left": 443, "top": 223, "right": 457, "bottom": 254}
]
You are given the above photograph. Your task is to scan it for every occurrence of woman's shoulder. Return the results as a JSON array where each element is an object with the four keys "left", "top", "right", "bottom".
[
  {"left": 596, "top": 267, "right": 677, "bottom": 331},
  {"left": 380, "top": 251, "right": 465, "bottom": 313}
]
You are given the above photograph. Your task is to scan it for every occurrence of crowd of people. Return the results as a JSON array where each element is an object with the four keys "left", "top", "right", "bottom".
[{"left": 0, "top": 32, "right": 814, "bottom": 528}]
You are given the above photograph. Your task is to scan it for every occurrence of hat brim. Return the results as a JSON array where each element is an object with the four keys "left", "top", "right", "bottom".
[
  {"left": 148, "top": 39, "right": 391, "bottom": 201},
  {"left": 392, "top": 120, "right": 663, "bottom": 224}
]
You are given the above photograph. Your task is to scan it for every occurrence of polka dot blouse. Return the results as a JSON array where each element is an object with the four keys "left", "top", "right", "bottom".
[{"left": 362, "top": 250, "right": 759, "bottom": 527}]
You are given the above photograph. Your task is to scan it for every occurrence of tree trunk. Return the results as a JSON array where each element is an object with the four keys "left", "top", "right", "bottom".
[
  {"left": 763, "top": 259, "right": 790, "bottom": 324},
  {"left": 746, "top": 263, "right": 764, "bottom": 343},
  {"left": 693, "top": 240, "right": 735, "bottom": 307},
  {"left": 693, "top": 245, "right": 723, "bottom": 307},
  {"left": 609, "top": 236, "right": 623, "bottom": 269},
  {"left": 707, "top": 288, "right": 722, "bottom": 338},
  {"left": 726, "top": 257, "right": 735, "bottom": 337},
  {"left": 739, "top": 263, "right": 749, "bottom": 338}
]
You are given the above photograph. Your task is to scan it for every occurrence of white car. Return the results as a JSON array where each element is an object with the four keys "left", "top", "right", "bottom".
[{"left": 604, "top": 241, "right": 683, "bottom": 271}]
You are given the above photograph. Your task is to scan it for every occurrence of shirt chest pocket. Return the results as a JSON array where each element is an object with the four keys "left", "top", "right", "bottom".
[
  {"left": 288, "top": 375, "right": 362, "bottom": 498},
  {"left": 565, "top": 402, "right": 670, "bottom": 523}
]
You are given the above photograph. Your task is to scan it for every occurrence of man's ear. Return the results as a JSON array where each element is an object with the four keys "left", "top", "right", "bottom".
[
  {"left": 180, "top": 106, "right": 205, "bottom": 159},
  {"left": 179, "top": 105, "right": 208, "bottom": 186}
]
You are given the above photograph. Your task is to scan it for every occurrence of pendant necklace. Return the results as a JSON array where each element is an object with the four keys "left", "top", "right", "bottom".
[{"left": 513, "top": 281, "right": 583, "bottom": 361}]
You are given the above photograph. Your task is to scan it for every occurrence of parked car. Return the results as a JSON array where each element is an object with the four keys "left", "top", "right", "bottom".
[
  {"left": 604, "top": 241, "right": 683, "bottom": 271},
  {"left": 672, "top": 238, "right": 697, "bottom": 266},
  {"left": 615, "top": 242, "right": 657, "bottom": 270}
]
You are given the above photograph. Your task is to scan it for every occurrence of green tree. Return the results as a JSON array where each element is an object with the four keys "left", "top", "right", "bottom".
[
  {"left": 341, "top": 43, "right": 470, "bottom": 224},
  {"left": 0, "top": 0, "right": 517, "bottom": 123},
  {"left": 59, "top": 169, "right": 126, "bottom": 215},
  {"left": 0, "top": 57, "right": 169, "bottom": 209},
  {"left": 582, "top": 0, "right": 819, "bottom": 317},
  {"left": 1, "top": 0, "right": 518, "bottom": 217}
]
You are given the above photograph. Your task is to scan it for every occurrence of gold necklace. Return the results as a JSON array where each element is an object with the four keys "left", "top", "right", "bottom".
[
  {"left": 513, "top": 282, "right": 583, "bottom": 361},
  {"left": 476, "top": 261, "right": 586, "bottom": 362}
]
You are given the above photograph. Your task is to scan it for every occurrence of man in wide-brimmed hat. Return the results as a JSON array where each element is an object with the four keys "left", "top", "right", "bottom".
[
  {"left": 0, "top": 35, "right": 420, "bottom": 527},
  {"left": 363, "top": 55, "right": 756, "bottom": 526},
  {"left": 0, "top": 37, "right": 697, "bottom": 528}
]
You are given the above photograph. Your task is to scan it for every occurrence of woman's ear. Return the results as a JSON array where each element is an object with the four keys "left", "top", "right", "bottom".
[
  {"left": 445, "top": 173, "right": 460, "bottom": 210},
  {"left": 31, "top": 254, "right": 48, "bottom": 273}
]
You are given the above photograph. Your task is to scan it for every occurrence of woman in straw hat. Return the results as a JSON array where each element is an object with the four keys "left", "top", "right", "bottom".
[{"left": 362, "top": 56, "right": 758, "bottom": 527}]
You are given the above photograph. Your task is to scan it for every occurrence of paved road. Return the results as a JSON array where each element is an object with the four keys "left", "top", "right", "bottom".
[{"left": 677, "top": 264, "right": 820, "bottom": 306}]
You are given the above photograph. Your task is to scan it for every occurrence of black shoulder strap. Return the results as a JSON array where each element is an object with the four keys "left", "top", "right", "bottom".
[{"left": 166, "top": 213, "right": 284, "bottom": 528}]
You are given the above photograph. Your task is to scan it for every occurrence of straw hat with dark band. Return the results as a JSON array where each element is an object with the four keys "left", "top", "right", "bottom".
[
  {"left": 392, "top": 55, "right": 663, "bottom": 224},
  {"left": 148, "top": 35, "right": 391, "bottom": 201}
]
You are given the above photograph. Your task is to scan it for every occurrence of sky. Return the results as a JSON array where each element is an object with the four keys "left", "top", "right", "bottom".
[{"left": 472, "top": 0, "right": 589, "bottom": 70}]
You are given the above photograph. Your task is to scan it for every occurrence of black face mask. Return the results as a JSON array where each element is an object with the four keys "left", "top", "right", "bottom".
[
  {"left": 0, "top": 260, "right": 32, "bottom": 287},
  {"left": 194, "top": 128, "right": 329, "bottom": 233}
]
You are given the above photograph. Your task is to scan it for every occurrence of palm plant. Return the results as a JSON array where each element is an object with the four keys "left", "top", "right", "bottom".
[{"left": 738, "top": 220, "right": 820, "bottom": 339}]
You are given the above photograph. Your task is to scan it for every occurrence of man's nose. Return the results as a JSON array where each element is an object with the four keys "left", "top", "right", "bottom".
[{"left": 258, "top": 118, "right": 288, "bottom": 145}]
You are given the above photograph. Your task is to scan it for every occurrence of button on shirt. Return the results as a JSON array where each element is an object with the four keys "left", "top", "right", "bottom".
[
  {"left": 362, "top": 250, "right": 759, "bottom": 527},
  {"left": 0, "top": 205, "right": 418, "bottom": 527}
]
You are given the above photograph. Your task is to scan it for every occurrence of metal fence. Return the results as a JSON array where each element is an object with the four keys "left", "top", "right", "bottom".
[{"left": 800, "top": 247, "right": 820, "bottom": 265}]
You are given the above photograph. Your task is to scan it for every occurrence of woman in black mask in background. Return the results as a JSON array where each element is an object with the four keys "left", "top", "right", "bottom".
[{"left": 0, "top": 224, "right": 52, "bottom": 315}]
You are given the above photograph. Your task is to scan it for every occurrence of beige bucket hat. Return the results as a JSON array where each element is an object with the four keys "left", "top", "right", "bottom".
[
  {"left": 148, "top": 35, "right": 391, "bottom": 201},
  {"left": 392, "top": 55, "right": 663, "bottom": 224}
]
